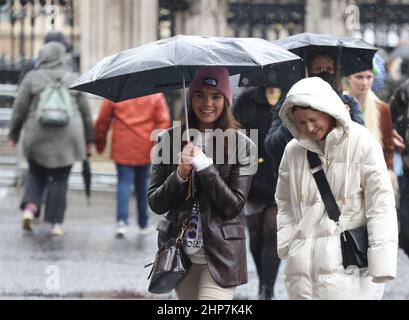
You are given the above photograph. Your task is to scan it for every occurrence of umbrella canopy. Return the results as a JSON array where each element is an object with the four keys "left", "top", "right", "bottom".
[
  {"left": 274, "top": 32, "right": 378, "bottom": 76},
  {"left": 70, "top": 35, "right": 301, "bottom": 102},
  {"left": 238, "top": 59, "right": 303, "bottom": 90}
]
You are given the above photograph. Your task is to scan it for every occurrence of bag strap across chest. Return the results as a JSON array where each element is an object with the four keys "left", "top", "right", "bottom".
[{"left": 306, "top": 150, "right": 341, "bottom": 223}]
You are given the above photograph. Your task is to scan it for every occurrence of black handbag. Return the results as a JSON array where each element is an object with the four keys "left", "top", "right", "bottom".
[
  {"left": 340, "top": 226, "right": 368, "bottom": 269},
  {"left": 307, "top": 150, "right": 368, "bottom": 269},
  {"left": 145, "top": 220, "right": 191, "bottom": 294}
]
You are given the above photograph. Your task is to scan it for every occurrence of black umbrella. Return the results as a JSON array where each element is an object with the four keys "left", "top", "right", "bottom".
[
  {"left": 70, "top": 35, "right": 301, "bottom": 135},
  {"left": 274, "top": 32, "right": 378, "bottom": 76},
  {"left": 82, "top": 157, "right": 91, "bottom": 205},
  {"left": 238, "top": 59, "right": 303, "bottom": 90}
]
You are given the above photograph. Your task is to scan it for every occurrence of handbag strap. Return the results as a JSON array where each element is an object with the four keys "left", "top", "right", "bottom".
[
  {"left": 306, "top": 150, "right": 341, "bottom": 223},
  {"left": 176, "top": 217, "right": 189, "bottom": 246},
  {"left": 144, "top": 215, "right": 190, "bottom": 272}
]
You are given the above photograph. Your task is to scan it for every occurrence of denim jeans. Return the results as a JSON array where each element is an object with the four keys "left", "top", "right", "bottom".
[{"left": 116, "top": 163, "right": 151, "bottom": 228}]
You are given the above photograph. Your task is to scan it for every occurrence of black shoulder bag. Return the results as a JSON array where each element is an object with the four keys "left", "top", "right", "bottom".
[
  {"left": 307, "top": 150, "right": 368, "bottom": 269},
  {"left": 144, "top": 218, "right": 191, "bottom": 294}
]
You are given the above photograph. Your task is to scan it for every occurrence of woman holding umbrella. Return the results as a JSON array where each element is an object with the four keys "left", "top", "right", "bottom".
[{"left": 148, "top": 66, "right": 256, "bottom": 300}]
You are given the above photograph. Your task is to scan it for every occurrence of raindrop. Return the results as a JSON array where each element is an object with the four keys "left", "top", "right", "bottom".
[{"left": 240, "top": 77, "right": 249, "bottom": 86}]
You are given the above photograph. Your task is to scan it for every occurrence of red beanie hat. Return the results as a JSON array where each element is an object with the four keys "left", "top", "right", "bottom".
[{"left": 188, "top": 66, "right": 232, "bottom": 107}]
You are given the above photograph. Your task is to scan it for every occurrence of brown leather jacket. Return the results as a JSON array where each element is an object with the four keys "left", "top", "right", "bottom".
[{"left": 148, "top": 127, "right": 256, "bottom": 288}]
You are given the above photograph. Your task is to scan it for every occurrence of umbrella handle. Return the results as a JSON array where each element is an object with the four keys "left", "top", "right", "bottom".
[
  {"left": 303, "top": 52, "right": 309, "bottom": 77},
  {"left": 337, "top": 44, "right": 343, "bottom": 73},
  {"left": 182, "top": 70, "right": 190, "bottom": 141}
]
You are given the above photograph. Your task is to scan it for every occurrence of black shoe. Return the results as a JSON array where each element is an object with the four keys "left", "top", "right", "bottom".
[{"left": 258, "top": 284, "right": 274, "bottom": 300}]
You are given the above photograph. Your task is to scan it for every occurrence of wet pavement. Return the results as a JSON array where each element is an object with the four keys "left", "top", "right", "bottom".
[{"left": 1, "top": 185, "right": 409, "bottom": 300}]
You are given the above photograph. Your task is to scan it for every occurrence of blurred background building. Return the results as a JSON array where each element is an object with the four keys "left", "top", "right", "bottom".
[{"left": 2, "top": 0, "right": 409, "bottom": 75}]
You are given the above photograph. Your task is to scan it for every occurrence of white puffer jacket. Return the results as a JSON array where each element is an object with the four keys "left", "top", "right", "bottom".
[{"left": 275, "top": 77, "right": 398, "bottom": 300}]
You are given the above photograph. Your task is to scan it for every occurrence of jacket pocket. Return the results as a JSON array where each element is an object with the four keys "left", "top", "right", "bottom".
[{"left": 220, "top": 223, "right": 245, "bottom": 240}]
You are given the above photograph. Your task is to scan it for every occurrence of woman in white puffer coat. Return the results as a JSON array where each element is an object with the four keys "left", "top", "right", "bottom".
[{"left": 275, "top": 77, "right": 398, "bottom": 300}]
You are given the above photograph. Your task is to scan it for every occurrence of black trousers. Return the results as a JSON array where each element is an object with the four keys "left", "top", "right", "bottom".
[
  {"left": 246, "top": 205, "right": 280, "bottom": 294},
  {"left": 398, "top": 175, "right": 409, "bottom": 257},
  {"left": 21, "top": 160, "right": 72, "bottom": 224}
]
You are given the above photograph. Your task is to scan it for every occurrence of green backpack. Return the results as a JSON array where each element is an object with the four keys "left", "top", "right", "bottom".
[{"left": 36, "top": 76, "right": 72, "bottom": 127}]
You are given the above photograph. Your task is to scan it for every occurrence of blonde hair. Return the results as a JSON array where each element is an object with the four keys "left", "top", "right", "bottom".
[
  {"left": 343, "top": 72, "right": 383, "bottom": 147},
  {"left": 361, "top": 89, "right": 382, "bottom": 146}
]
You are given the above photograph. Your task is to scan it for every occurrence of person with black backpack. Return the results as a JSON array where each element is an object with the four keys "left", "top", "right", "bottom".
[{"left": 8, "top": 41, "right": 94, "bottom": 236}]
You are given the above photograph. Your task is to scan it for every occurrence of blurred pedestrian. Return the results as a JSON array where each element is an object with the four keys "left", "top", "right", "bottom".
[
  {"left": 17, "top": 30, "right": 78, "bottom": 222},
  {"left": 148, "top": 66, "right": 257, "bottom": 300},
  {"left": 307, "top": 51, "right": 364, "bottom": 124},
  {"left": 265, "top": 50, "right": 364, "bottom": 166},
  {"left": 8, "top": 41, "right": 94, "bottom": 236},
  {"left": 18, "top": 31, "right": 77, "bottom": 84},
  {"left": 232, "top": 86, "right": 282, "bottom": 299},
  {"left": 343, "top": 67, "right": 401, "bottom": 199},
  {"left": 389, "top": 79, "right": 409, "bottom": 257},
  {"left": 371, "top": 51, "right": 387, "bottom": 96},
  {"left": 95, "top": 95, "right": 170, "bottom": 237},
  {"left": 276, "top": 77, "right": 398, "bottom": 299}
]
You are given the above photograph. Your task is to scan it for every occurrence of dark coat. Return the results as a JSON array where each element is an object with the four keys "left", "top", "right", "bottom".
[
  {"left": 148, "top": 127, "right": 256, "bottom": 288},
  {"left": 232, "top": 87, "right": 278, "bottom": 206},
  {"left": 390, "top": 79, "right": 409, "bottom": 175}
]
